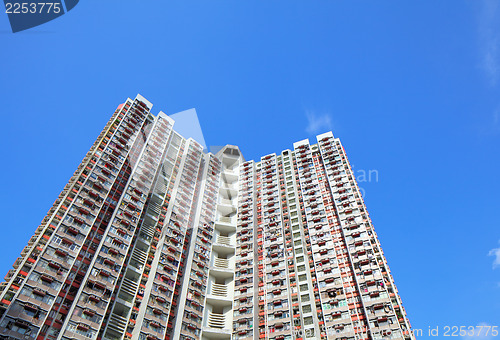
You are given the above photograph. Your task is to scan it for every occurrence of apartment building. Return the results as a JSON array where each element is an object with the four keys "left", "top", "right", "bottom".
[{"left": 0, "top": 95, "right": 414, "bottom": 340}]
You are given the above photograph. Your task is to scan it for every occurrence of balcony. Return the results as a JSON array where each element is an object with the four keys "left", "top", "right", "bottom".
[
  {"left": 207, "top": 312, "right": 227, "bottom": 328},
  {"left": 120, "top": 277, "right": 138, "bottom": 297},
  {"left": 213, "top": 235, "right": 234, "bottom": 248},
  {"left": 213, "top": 258, "right": 230, "bottom": 270},
  {"left": 210, "top": 255, "right": 234, "bottom": 279},
  {"left": 215, "top": 216, "right": 237, "bottom": 233},
  {"left": 221, "top": 169, "right": 239, "bottom": 184},
  {"left": 106, "top": 313, "right": 127, "bottom": 335},
  {"left": 217, "top": 201, "right": 237, "bottom": 216},
  {"left": 216, "top": 216, "right": 235, "bottom": 224},
  {"left": 203, "top": 319, "right": 232, "bottom": 339},
  {"left": 130, "top": 247, "right": 147, "bottom": 268},
  {"left": 218, "top": 198, "right": 236, "bottom": 206},
  {"left": 219, "top": 183, "right": 238, "bottom": 200},
  {"left": 210, "top": 283, "right": 228, "bottom": 298}
]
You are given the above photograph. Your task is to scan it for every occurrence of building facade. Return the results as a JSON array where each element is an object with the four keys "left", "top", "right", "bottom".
[{"left": 0, "top": 95, "right": 414, "bottom": 340}]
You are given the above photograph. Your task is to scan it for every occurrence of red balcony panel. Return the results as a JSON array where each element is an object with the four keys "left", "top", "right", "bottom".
[
  {"left": 77, "top": 324, "right": 90, "bottom": 331},
  {"left": 33, "top": 289, "right": 46, "bottom": 297},
  {"left": 55, "top": 249, "right": 67, "bottom": 257}
]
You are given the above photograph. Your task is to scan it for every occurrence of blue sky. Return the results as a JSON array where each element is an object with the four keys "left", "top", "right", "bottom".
[{"left": 1, "top": 1, "right": 500, "bottom": 338}]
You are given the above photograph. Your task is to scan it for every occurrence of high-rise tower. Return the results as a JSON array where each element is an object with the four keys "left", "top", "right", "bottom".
[{"left": 0, "top": 95, "right": 414, "bottom": 340}]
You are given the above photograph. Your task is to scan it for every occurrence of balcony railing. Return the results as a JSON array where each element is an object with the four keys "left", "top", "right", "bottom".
[
  {"left": 217, "top": 216, "right": 236, "bottom": 224},
  {"left": 210, "top": 283, "right": 228, "bottom": 297},
  {"left": 207, "top": 312, "right": 226, "bottom": 329},
  {"left": 213, "top": 258, "right": 230, "bottom": 270},
  {"left": 107, "top": 314, "right": 127, "bottom": 334},
  {"left": 215, "top": 236, "right": 233, "bottom": 247}
]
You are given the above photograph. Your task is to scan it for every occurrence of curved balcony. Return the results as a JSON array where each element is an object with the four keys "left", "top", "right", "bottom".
[
  {"left": 207, "top": 312, "right": 226, "bottom": 328},
  {"left": 210, "top": 283, "right": 228, "bottom": 297},
  {"left": 219, "top": 183, "right": 238, "bottom": 200},
  {"left": 215, "top": 216, "right": 237, "bottom": 233},
  {"left": 217, "top": 200, "right": 237, "bottom": 216}
]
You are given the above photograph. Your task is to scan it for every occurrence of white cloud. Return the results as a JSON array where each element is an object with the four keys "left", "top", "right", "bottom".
[
  {"left": 488, "top": 243, "right": 500, "bottom": 269},
  {"left": 305, "top": 110, "right": 332, "bottom": 135},
  {"left": 478, "top": 0, "right": 500, "bottom": 85},
  {"left": 462, "top": 323, "right": 496, "bottom": 340}
]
